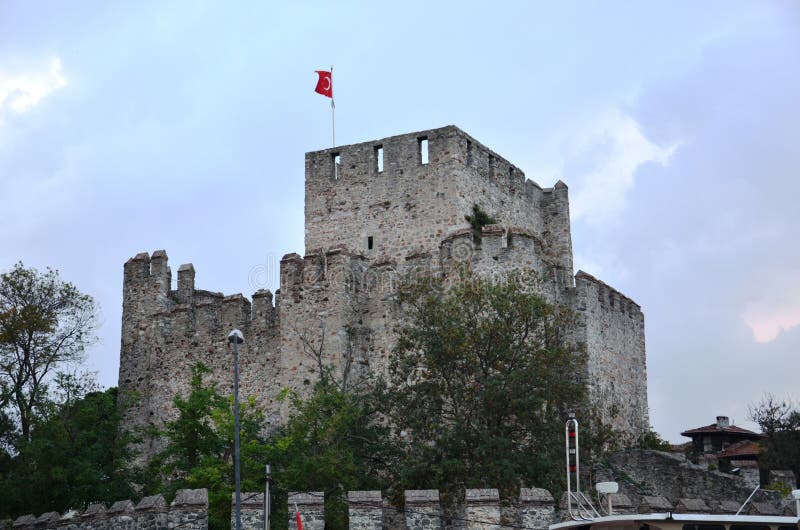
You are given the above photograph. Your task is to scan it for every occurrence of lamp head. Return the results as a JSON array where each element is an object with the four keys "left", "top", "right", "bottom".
[
  {"left": 595, "top": 482, "right": 619, "bottom": 494},
  {"left": 791, "top": 489, "right": 800, "bottom": 500},
  {"left": 228, "top": 329, "right": 244, "bottom": 344}
]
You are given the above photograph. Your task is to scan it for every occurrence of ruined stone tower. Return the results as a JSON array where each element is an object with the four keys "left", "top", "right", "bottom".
[{"left": 118, "top": 126, "right": 649, "bottom": 459}]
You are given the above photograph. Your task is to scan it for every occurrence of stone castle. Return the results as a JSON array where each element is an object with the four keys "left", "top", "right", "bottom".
[{"left": 118, "top": 125, "right": 649, "bottom": 458}]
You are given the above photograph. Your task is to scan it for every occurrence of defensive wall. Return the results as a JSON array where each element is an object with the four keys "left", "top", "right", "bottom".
[
  {"left": 9, "top": 481, "right": 798, "bottom": 530},
  {"left": 118, "top": 125, "right": 650, "bottom": 460}
]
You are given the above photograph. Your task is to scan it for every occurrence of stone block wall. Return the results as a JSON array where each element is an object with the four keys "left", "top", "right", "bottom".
[
  {"left": 303, "top": 127, "right": 570, "bottom": 273},
  {"left": 288, "top": 493, "right": 324, "bottom": 530},
  {"left": 9, "top": 485, "right": 800, "bottom": 530},
  {"left": 10, "top": 489, "right": 207, "bottom": 530},
  {"left": 571, "top": 271, "right": 649, "bottom": 440},
  {"left": 348, "top": 491, "right": 383, "bottom": 530},
  {"left": 463, "top": 489, "right": 500, "bottom": 530},
  {"left": 118, "top": 125, "right": 651, "bottom": 462},
  {"left": 519, "top": 488, "right": 555, "bottom": 530},
  {"left": 232, "top": 492, "right": 265, "bottom": 530},
  {"left": 119, "top": 251, "right": 282, "bottom": 461},
  {"left": 404, "top": 490, "right": 442, "bottom": 530},
  {"left": 599, "top": 450, "right": 765, "bottom": 505}
]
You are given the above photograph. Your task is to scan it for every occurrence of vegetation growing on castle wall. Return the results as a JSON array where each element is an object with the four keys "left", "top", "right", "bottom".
[{"left": 464, "top": 204, "right": 497, "bottom": 244}]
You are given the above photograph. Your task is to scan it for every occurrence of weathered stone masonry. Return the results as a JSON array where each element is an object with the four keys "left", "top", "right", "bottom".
[{"left": 118, "top": 125, "right": 650, "bottom": 461}]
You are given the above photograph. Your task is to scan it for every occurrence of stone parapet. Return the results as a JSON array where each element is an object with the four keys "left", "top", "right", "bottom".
[
  {"left": 637, "top": 496, "right": 673, "bottom": 513},
  {"left": 675, "top": 498, "right": 711, "bottom": 513},
  {"left": 9, "top": 489, "right": 207, "bottom": 530},
  {"left": 404, "top": 490, "right": 441, "bottom": 530},
  {"left": 518, "top": 488, "right": 555, "bottom": 530},
  {"left": 289, "top": 492, "right": 324, "bottom": 530},
  {"left": 464, "top": 489, "right": 500, "bottom": 530},
  {"left": 348, "top": 491, "right": 382, "bottom": 530},
  {"left": 232, "top": 492, "right": 265, "bottom": 530}
]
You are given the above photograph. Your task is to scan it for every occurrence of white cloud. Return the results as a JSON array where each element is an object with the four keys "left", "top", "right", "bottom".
[
  {"left": 743, "top": 302, "right": 800, "bottom": 343},
  {"left": 568, "top": 109, "right": 678, "bottom": 224},
  {"left": 0, "top": 57, "right": 67, "bottom": 114}
]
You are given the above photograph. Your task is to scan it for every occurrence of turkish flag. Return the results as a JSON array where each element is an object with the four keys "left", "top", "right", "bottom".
[{"left": 314, "top": 70, "right": 333, "bottom": 98}]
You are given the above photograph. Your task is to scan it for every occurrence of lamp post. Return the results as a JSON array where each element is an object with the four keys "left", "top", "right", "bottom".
[{"left": 228, "top": 329, "right": 245, "bottom": 530}]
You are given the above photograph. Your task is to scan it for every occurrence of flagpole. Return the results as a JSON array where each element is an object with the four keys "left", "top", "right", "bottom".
[{"left": 330, "top": 65, "right": 336, "bottom": 147}]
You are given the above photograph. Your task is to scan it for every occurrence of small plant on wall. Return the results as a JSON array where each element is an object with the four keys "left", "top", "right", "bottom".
[{"left": 465, "top": 204, "right": 497, "bottom": 244}]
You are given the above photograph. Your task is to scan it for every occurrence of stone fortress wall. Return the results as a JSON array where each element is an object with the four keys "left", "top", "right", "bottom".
[
  {"left": 118, "top": 125, "right": 649, "bottom": 460},
  {"left": 11, "top": 475, "right": 798, "bottom": 530}
]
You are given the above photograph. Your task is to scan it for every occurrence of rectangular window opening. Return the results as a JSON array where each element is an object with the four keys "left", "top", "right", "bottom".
[
  {"left": 332, "top": 153, "right": 341, "bottom": 179},
  {"left": 375, "top": 146, "right": 384, "bottom": 173},
  {"left": 418, "top": 137, "right": 429, "bottom": 165},
  {"left": 367, "top": 236, "right": 374, "bottom": 250}
]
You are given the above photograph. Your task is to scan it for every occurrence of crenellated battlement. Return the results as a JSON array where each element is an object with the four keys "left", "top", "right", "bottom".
[
  {"left": 122, "top": 250, "right": 277, "bottom": 326},
  {"left": 119, "top": 250, "right": 282, "bottom": 460},
  {"left": 440, "top": 224, "right": 545, "bottom": 277},
  {"left": 304, "top": 126, "right": 573, "bottom": 274},
  {"left": 119, "top": 125, "right": 648, "bottom": 463},
  {"left": 574, "top": 270, "right": 643, "bottom": 318}
]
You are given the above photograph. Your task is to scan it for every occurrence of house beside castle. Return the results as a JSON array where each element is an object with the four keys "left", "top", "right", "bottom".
[{"left": 117, "top": 125, "right": 649, "bottom": 460}]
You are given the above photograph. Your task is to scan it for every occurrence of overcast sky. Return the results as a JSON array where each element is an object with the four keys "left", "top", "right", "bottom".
[{"left": 2, "top": 1, "right": 798, "bottom": 442}]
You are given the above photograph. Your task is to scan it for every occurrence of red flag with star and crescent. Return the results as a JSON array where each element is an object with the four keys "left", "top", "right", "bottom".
[{"left": 314, "top": 70, "right": 333, "bottom": 98}]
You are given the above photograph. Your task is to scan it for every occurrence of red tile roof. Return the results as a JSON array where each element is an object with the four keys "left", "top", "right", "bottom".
[
  {"left": 680, "top": 423, "right": 763, "bottom": 437},
  {"left": 716, "top": 440, "right": 761, "bottom": 459}
]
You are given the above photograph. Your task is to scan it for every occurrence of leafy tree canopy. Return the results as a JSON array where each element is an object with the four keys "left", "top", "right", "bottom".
[
  {"left": 263, "top": 379, "right": 390, "bottom": 530},
  {"left": 749, "top": 394, "right": 800, "bottom": 487},
  {"left": 0, "top": 262, "right": 97, "bottom": 443},
  {"left": 379, "top": 269, "right": 589, "bottom": 500},
  {"left": 146, "top": 362, "right": 269, "bottom": 530},
  {"left": 0, "top": 382, "right": 136, "bottom": 518}
]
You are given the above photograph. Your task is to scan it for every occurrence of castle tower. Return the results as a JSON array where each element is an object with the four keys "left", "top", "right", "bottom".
[
  {"left": 118, "top": 126, "right": 648, "bottom": 462},
  {"left": 304, "top": 126, "right": 572, "bottom": 277}
]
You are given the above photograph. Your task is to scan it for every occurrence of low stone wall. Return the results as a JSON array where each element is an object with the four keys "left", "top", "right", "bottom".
[
  {"left": 598, "top": 450, "right": 763, "bottom": 504},
  {"left": 10, "top": 489, "right": 208, "bottom": 530},
  {"left": 9, "top": 483, "right": 798, "bottom": 530}
]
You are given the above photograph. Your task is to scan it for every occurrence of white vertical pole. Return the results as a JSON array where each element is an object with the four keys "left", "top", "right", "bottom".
[
  {"left": 331, "top": 65, "right": 336, "bottom": 147},
  {"left": 264, "top": 464, "right": 271, "bottom": 530}
]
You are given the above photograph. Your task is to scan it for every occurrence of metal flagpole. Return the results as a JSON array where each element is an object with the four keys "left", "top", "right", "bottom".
[
  {"left": 331, "top": 65, "right": 335, "bottom": 147},
  {"left": 264, "top": 464, "right": 271, "bottom": 530}
]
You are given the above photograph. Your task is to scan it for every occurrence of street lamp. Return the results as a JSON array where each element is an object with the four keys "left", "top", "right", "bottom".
[{"left": 228, "top": 329, "right": 245, "bottom": 530}]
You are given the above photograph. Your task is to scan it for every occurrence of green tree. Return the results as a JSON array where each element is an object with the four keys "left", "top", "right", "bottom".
[
  {"left": 0, "top": 263, "right": 97, "bottom": 443},
  {"left": 749, "top": 394, "right": 800, "bottom": 487},
  {"left": 381, "top": 269, "right": 588, "bottom": 499},
  {"left": 0, "top": 383, "right": 136, "bottom": 518},
  {"left": 636, "top": 428, "right": 672, "bottom": 451},
  {"left": 147, "top": 362, "right": 269, "bottom": 530},
  {"left": 263, "top": 379, "right": 390, "bottom": 530}
]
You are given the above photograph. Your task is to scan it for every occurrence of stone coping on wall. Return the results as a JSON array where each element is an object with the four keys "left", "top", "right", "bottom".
[
  {"left": 520, "top": 488, "right": 555, "bottom": 504},
  {"left": 10, "top": 489, "right": 208, "bottom": 530},
  {"left": 288, "top": 492, "right": 325, "bottom": 506},
  {"left": 347, "top": 490, "right": 382, "bottom": 506},
  {"left": 405, "top": 489, "right": 440, "bottom": 505},
  {"left": 465, "top": 489, "right": 500, "bottom": 504},
  {"left": 8, "top": 486, "right": 800, "bottom": 530}
]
